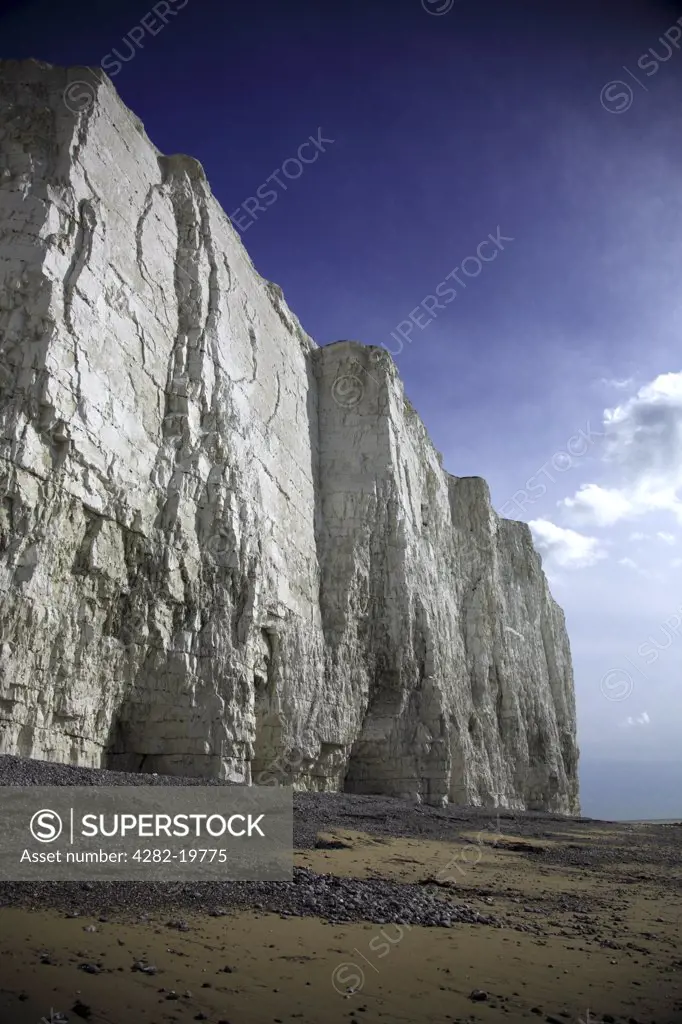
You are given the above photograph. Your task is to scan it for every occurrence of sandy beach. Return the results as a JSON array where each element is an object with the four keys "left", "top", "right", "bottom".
[{"left": 0, "top": 761, "right": 680, "bottom": 1024}]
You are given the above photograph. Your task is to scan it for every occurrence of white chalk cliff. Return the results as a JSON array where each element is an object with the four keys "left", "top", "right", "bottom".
[{"left": 0, "top": 60, "right": 579, "bottom": 812}]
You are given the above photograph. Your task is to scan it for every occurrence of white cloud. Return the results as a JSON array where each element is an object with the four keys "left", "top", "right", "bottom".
[
  {"left": 561, "top": 372, "right": 682, "bottom": 527},
  {"left": 622, "top": 711, "right": 650, "bottom": 727},
  {"left": 623, "top": 529, "right": 675, "bottom": 546},
  {"left": 528, "top": 519, "right": 607, "bottom": 569},
  {"left": 600, "top": 376, "right": 634, "bottom": 390},
  {"left": 615, "top": 556, "right": 663, "bottom": 580},
  {"left": 562, "top": 483, "right": 633, "bottom": 526}
]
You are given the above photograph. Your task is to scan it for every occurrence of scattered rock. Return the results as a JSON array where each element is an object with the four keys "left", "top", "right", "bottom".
[
  {"left": 132, "top": 961, "right": 158, "bottom": 975},
  {"left": 315, "top": 836, "right": 354, "bottom": 850},
  {"left": 78, "top": 963, "right": 102, "bottom": 975}
]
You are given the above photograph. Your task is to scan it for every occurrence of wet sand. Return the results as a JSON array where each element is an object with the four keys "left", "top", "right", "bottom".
[{"left": 1, "top": 817, "right": 681, "bottom": 1024}]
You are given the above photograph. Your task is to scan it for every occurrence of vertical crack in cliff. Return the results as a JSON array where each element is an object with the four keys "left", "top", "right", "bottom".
[
  {"left": 62, "top": 198, "right": 96, "bottom": 421},
  {"left": 69, "top": 98, "right": 95, "bottom": 177},
  {"left": 154, "top": 154, "right": 207, "bottom": 513},
  {"left": 129, "top": 309, "right": 148, "bottom": 369},
  {"left": 221, "top": 254, "right": 233, "bottom": 296},
  {"left": 344, "top": 480, "right": 408, "bottom": 796},
  {"left": 247, "top": 326, "right": 258, "bottom": 384},
  {"left": 158, "top": 157, "right": 224, "bottom": 450},
  {"left": 229, "top": 301, "right": 259, "bottom": 387},
  {"left": 135, "top": 181, "right": 164, "bottom": 293},
  {"left": 265, "top": 372, "right": 281, "bottom": 431},
  {"left": 195, "top": 183, "right": 222, "bottom": 419}
]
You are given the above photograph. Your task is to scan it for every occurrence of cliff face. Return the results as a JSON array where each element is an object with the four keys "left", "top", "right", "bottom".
[{"left": 0, "top": 60, "right": 579, "bottom": 813}]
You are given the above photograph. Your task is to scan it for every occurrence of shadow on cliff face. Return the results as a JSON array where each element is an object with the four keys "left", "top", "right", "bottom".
[
  {"left": 101, "top": 624, "right": 291, "bottom": 782},
  {"left": 250, "top": 629, "right": 288, "bottom": 784},
  {"left": 101, "top": 699, "right": 230, "bottom": 779},
  {"left": 103, "top": 711, "right": 145, "bottom": 773}
]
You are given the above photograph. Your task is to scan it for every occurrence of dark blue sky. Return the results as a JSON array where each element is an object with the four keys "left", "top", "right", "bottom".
[
  {"left": 3, "top": 0, "right": 681, "bottom": 480},
  {"left": 4, "top": 0, "right": 682, "bottom": 814}
]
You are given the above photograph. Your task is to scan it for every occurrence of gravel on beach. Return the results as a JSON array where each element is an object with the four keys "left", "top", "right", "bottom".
[{"left": 0, "top": 754, "right": 680, "bottom": 925}]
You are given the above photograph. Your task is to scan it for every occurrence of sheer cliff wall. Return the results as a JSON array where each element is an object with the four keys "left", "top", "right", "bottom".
[{"left": 0, "top": 60, "right": 579, "bottom": 812}]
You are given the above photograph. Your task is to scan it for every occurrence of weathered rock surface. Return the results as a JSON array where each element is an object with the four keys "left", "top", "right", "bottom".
[{"left": 0, "top": 59, "right": 579, "bottom": 812}]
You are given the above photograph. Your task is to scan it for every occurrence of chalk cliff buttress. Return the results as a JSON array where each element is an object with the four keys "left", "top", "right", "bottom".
[{"left": 0, "top": 60, "right": 579, "bottom": 813}]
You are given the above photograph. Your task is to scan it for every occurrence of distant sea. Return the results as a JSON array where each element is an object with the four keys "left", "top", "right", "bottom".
[
  {"left": 579, "top": 758, "right": 682, "bottom": 821},
  {"left": 623, "top": 818, "right": 682, "bottom": 825}
]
